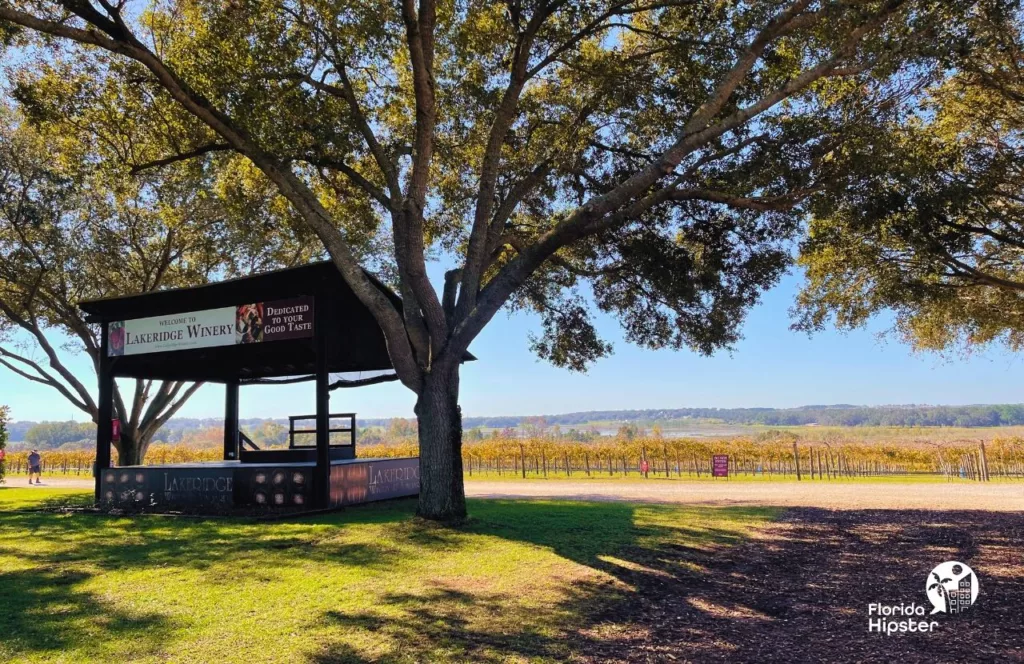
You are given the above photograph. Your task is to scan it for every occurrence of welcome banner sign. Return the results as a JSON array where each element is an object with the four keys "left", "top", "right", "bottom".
[{"left": 108, "top": 296, "right": 313, "bottom": 357}]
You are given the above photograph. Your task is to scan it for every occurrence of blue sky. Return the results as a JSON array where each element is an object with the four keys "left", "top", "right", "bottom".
[{"left": 3, "top": 268, "right": 1022, "bottom": 424}]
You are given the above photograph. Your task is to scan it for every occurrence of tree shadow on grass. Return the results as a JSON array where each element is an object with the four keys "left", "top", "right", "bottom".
[
  {"left": 0, "top": 503, "right": 430, "bottom": 661},
  {"left": 11, "top": 496, "right": 1011, "bottom": 663},
  {"left": 0, "top": 565, "right": 175, "bottom": 661},
  {"left": 308, "top": 502, "right": 1024, "bottom": 663},
  {"left": 308, "top": 499, "right": 775, "bottom": 663},
  {"left": 312, "top": 584, "right": 611, "bottom": 663},
  {"left": 0, "top": 503, "right": 415, "bottom": 577},
  {"left": 0, "top": 497, "right": 786, "bottom": 662}
]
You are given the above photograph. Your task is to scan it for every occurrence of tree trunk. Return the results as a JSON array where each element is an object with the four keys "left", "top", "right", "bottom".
[
  {"left": 114, "top": 428, "right": 151, "bottom": 466},
  {"left": 414, "top": 364, "right": 466, "bottom": 521}
]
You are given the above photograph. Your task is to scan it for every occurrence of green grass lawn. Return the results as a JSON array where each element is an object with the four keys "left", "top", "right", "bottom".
[{"left": 0, "top": 488, "right": 777, "bottom": 663}]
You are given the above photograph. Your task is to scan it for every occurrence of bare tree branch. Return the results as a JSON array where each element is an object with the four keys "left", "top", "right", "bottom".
[
  {"left": 0, "top": 2, "right": 423, "bottom": 390},
  {"left": 0, "top": 346, "right": 92, "bottom": 414}
]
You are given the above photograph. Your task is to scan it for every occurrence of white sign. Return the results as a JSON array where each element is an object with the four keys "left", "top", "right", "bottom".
[
  {"left": 108, "top": 307, "right": 235, "bottom": 356},
  {"left": 107, "top": 297, "right": 314, "bottom": 357}
]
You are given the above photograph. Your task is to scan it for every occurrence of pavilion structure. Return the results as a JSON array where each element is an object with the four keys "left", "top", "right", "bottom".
[{"left": 79, "top": 262, "right": 422, "bottom": 512}]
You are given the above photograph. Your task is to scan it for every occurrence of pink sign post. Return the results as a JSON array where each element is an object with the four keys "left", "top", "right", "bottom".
[{"left": 712, "top": 454, "right": 729, "bottom": 478}]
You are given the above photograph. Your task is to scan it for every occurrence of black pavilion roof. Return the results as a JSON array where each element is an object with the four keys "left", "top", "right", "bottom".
[{"left": 79, "top": 262, "right": 405, "bottom": 382}]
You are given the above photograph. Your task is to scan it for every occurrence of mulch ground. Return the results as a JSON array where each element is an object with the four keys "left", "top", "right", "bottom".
[{"left": 577, "top": 508, "right": 1024, "bottom": 663}]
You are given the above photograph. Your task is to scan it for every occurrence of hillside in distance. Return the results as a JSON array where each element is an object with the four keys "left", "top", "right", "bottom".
[
  {"left": 414, "top": 403, "right": 1024, "bottom": 430},
  {"left": 8, "top": 404, "right": 1024, "bottom": 443}
]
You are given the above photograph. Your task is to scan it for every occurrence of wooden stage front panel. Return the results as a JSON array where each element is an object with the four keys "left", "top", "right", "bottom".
[
  {"left": 99, "top": 457, "right": 419, "bottom": 511},
  {"left": 329, "top": 457, "right": 420, "bottom": 507}
]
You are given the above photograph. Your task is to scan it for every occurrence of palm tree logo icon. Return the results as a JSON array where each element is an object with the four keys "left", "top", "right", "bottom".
[
  {"left": 928, "top": 571, "right": 954, "bottom": 612},
  {"left": 926, "top": 562, "right": 978, "bottom": 615}
]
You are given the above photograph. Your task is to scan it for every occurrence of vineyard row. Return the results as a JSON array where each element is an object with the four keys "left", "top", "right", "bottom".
[{"left": 5, "top": 437, "right": 1024, "bottom": 481}]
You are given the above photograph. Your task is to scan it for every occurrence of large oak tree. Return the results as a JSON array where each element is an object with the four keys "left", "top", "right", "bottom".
[
  {"left": 0, "top": 0, "right": 985, "bottom": 519},
  {"left": 795, "top": 8, "right": 1024, "bottom": 353}
]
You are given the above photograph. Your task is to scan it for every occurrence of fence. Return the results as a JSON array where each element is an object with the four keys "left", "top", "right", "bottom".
[
  {"left": 361, "top": 437, "right": 1019, "bottom": 481},
  {"left": 4, "top": 437, "right": 1020, "bottom": 481}
]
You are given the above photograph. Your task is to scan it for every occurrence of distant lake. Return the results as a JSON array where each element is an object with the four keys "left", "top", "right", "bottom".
[
  {"left": 588, "top": 425, "right": 753, "bottom": 438},
  {"left": 476, "top": 424, "right": 755, "bottom": 439}
]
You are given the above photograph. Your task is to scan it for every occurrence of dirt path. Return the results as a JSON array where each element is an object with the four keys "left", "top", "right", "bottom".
[
  {"left": 4, "top": 477, "right": 94, "bottom": 489},
  {"left": 466, "top": 479, "right": 1024, "bottom": 511},
  {"left": 8, "top": 476, "right": 1024, "bottom": 511},
  {"left": 575, "top": 507, "right": 1024, "bottom": 663}
]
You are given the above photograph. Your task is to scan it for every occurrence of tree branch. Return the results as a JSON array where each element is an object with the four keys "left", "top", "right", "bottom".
[
  {"left": 129, "top": 142, "right": 230, "bottom": 175},
  {"left": 0, "top": 346, "right": 92, "bottom": 414},
  {"left": 396, "top": 0, "right": 448, "bottom": 357},
  {"left": 459, "top": 2, "right": 562, "bottom": 318},
  {"left": 146, "top": 381, "right": 204, "bottom": 436},
  {"left": 287, "top": 71, "right": 401, "bottom": 197},
  {"left": 304, "top": 155, "right": 391, "bottom": 208},
  {"left": 0, "top": 298, "right": 97, "bottom": 413},
  {"left": 328, "top": 373, "right": 400, "bottom": 389},
  {"left": 0, "top": 2, "right": 423, "bottom": 390}
]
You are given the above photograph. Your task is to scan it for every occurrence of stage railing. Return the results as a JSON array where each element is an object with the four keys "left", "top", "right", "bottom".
[
  {"left": 288, "top": 413, "right": 356, "bottom": 449},
  {"left": 239, "top": 431, "right": 260, "bottom": 451}
]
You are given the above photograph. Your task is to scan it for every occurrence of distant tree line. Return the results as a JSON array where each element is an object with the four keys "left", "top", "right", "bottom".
[
  {"left": 426, "top": 405, "right": 1024, "bottom": 430},
  {"left": 9, "top": 404, "right": 1024, "bottom": 447},
  {"left": 20, "top": 421, "right": 94, "bottom": 449}
]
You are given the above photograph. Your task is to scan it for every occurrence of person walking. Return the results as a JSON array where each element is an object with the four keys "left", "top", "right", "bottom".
[{"left": 27, "top": 449, "right": 41, "bottom": 485}]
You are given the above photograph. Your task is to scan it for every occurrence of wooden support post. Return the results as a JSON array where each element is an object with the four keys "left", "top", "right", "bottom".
[
  {"left": 95, "top": 323, "right": 113, "bottom": 503},
  {"left": 224, "top": 381, "right": 239, "bottom": 460},
  {"left": 793, "top": 441, "right": 801, "bottom": 481},
  {"left": 314, "top": 296, "right": 331, "bottom": 508}
]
